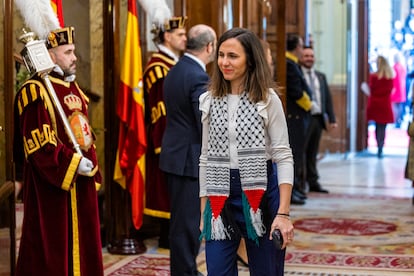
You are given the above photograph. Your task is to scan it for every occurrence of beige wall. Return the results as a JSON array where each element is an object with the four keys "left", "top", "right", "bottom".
[
  {"left": 307, "top": 0, "right": 348, "bottom": 85},
  {"left": 89, "top": 0, "right": 105, "bottom": 180},
  {"left": 63, "top": 0, "right": 105, "bottom": 180}
]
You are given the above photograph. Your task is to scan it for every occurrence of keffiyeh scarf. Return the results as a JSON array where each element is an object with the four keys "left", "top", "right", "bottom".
[{"left": 202, "top": 92, "right": 268, "bottom": 243}]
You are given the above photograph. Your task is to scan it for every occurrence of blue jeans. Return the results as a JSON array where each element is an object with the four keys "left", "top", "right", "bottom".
[{"left": 205, "top": 161, "right": 286, "bottom": 276}]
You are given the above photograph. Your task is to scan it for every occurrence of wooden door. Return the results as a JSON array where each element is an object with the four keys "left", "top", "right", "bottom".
[
  {"left": 1, "top": 0, "right": 17, "bottom": 275},
  {"left": 357, "top": 0, "right": 369, "bottom": 151}
]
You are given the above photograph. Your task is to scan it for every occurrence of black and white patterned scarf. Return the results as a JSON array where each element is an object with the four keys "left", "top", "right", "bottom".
[{"left": 205, "top": 92, "right": 267, "bottom": 240}]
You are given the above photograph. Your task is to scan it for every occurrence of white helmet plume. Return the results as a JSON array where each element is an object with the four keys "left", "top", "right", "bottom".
[
  {"left": 138, "top": 0, "right": 172, "bottom": 28},
  {"left": 15, "top": 0, "right": 61, "bottom": 40}
]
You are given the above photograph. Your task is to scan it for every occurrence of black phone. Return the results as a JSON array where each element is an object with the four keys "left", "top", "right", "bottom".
[{"left": 272, "top": 229, "right": 283, "bottom": 250}]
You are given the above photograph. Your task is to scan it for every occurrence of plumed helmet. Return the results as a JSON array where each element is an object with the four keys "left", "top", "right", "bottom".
[
  {"left": 47, "top": 26, "right": 75, "bottom": 49},
  {"left": 151, "top": 16, "right": 188, "bottom": 45}
]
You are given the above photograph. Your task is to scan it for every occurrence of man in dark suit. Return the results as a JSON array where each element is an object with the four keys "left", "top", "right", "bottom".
[
  {"left": 300, "top": 46, "right": 337, "bottom": 193},
  {"left": 285, "top": 34, "right": 315, "bottom": 205},
  {"left": 160, "top": 24, "right": 217, "bottom": 276},
  {"left": 143, "top": 16, "right": 187, "bottom": 249}
]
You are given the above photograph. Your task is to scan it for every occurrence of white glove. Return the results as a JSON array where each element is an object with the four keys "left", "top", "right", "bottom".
[
  {"left": 310, "top": 101, "right": 321, "bottom": 114},
  {"left": 77, "top": 157, "right": 94, "bottom": 176}
]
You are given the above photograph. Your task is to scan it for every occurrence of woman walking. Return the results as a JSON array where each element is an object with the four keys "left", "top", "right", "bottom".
[
  {"left": 199, "top": 28, "right": 294, "bottom": 275},
  {"left": 366, "top": 55, "right": 395, "bottom": 158}
]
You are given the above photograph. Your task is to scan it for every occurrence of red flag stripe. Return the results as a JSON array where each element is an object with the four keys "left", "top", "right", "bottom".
[{"left": 50, "top": 0, "right": 64, "bottom": 27}]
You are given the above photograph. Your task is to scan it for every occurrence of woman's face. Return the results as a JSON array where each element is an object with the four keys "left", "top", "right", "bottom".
[{"left": 218, "top": 38, "right": 247, "bottom": 89}]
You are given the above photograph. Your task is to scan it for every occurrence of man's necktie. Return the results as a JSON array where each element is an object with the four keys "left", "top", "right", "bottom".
[{"left": 308, "top": 70, "right": 315, "bottom": 95}]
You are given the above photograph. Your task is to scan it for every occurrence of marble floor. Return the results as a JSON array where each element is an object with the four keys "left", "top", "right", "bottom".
[{"left": 317, "top": 146, "right": 413, "bottom": 200}]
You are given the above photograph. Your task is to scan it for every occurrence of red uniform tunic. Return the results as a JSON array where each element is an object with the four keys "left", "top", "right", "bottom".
[
  {"left": 143, "top": 51, "right": 176, "bottom": 218},
  {"left": 14, "top": 71, "right": 103, "bottom": 276},
  {"left": 366, "top": 74, "right": 395, "bottom": 124}
]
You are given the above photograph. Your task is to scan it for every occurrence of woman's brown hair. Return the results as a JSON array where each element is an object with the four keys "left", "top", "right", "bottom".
[{"left": 208, "top": 28, "right": 275, "bottom": 103}]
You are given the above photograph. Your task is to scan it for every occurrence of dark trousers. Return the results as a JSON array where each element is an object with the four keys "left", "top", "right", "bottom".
[
  {"left": 375, "top": 123, "right": 387, "bottom": 149},
  {"left": 287, "top": 115, "right": 310, "bottom": 192},
  {"left": 305, "top": 115, "right": 324, "bottom": 187},
  {"left": 166, "top": 173, "right": 201, "bottom": 276},
  {"left": 205, "top": 162, "right": 286, "bottom": 276}
]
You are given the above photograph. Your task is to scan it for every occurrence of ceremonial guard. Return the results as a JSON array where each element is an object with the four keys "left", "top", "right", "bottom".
[
  {"left": 13, "top": 23, "right": 104, "bottom": 276},
  {"left": 143, "top": 16, "right": 187, "bottom": 248}
]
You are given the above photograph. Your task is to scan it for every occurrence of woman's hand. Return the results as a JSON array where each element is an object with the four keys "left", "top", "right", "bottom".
[{"left": 269, "top": 214, "right": 294, "bottom": 249}]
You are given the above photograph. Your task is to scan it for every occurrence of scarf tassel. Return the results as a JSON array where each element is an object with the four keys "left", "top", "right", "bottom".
[
  {"left": 242, "top": 192, "right": 265, "bottom": 245},
  {"left": 201, "top": 198, "right": 230, "bottom": 241},
  {"left": 200, "top": 199, "right": 212, "bottom": 241},
  {"left": 211, "top": 215, "right": 228, "bottom": 240}
]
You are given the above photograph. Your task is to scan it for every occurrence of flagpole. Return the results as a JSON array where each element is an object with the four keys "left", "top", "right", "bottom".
[{"left": 105, "top": 0, "right": 146, "bottom": 255}]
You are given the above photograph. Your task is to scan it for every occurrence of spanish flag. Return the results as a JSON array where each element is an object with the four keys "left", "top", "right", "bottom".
[
  {"left": 50, "top": 0, "right": 65, "bottom": 27},
  {"left": 114, "top": 0, "right": 147, "bottom": 230}
]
